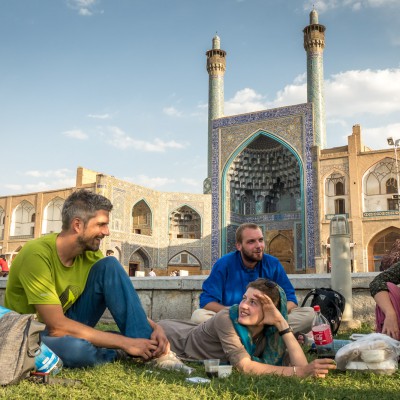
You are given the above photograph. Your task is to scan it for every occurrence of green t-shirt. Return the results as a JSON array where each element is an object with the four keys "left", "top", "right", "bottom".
[{"left": 5, "top": 233, "right": 103, "bottom": 315}]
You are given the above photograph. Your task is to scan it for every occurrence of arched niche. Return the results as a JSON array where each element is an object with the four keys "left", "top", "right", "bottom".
[
  {"left": 132, "top": 199, "right": 152, "bottom": 236},
  {"left": 10, "top": 200, "right": 36, "bottom": 237},
  {"left": 169, "top": 205, "right": 201, "bottom": 239},
  {"left": 42, "top": 197, "right": 64, "bottom": 234}
]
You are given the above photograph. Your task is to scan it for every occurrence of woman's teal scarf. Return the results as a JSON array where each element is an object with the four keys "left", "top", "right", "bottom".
[{"left": 229, "top": 285, "right": 288, "bottom": 366}]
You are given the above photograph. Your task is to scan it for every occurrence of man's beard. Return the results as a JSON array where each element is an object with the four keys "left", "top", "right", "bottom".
[
  {"left": 77, "top": 235, "right": 101, "bottom": 252},
  {"left": 241, "top": 248, "right": 263, "bottom": 264}
]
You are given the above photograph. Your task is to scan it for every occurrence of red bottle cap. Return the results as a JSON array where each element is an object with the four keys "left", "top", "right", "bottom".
[{"left": 313, "top": 305, "right": 321, "bottom": 312}]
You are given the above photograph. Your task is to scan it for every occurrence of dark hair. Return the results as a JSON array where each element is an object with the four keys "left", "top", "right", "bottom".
[
  {"left": 235, "top": 223, "right": 262, "bottom": 244},
  {"left": 106, "top": 249, "right": 114, "bottom": 256},
  {"left": 62, "top": 189, "right": 113, "bottom": 230},
  {"left": 380, "top": 239, "right": 400, "bottom": 271},
  {"left": 246, "top": 278, "right": 280, "bottom": 306}
]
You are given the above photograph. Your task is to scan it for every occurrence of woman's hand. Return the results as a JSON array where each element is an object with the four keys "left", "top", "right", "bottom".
[
  {"left": 297, "top": 358, "right": 337, "bottom": 378},
  {"left": 253, "top": 293, "right": 286, "bottom": 328},
  {"left": 382, "top": 313, "right": 400, "bottom": 340}
]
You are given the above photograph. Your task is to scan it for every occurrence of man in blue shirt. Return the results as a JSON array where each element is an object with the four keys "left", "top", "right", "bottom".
[{"left": 192, "top": 223, "right": 313, "bottom": 333}]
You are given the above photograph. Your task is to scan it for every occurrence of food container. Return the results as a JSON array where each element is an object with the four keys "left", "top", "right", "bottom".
[{"left": 217, "top": 365, "right": 233, "bottom": 378}]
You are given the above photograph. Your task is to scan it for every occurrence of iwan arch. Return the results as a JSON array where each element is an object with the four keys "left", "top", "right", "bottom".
[{"left": 212, "top": 105, "right": 315, "bottom": 272}]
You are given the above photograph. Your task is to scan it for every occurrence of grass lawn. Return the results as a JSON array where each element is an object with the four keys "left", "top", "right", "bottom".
[{"left": 1, "top": 323, "right": 398, "bottom": 400}]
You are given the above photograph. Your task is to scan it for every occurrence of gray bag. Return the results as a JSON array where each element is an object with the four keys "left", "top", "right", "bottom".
[{"left": 0, "top": 311, "right": 45, "bottom": 385}]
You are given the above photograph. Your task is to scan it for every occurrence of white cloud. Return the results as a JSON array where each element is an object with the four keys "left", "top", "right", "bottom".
[
  {"left": 325, "top": 69, "right": 400, "bottom": 117},
  {"left": 88, "top": 113, "right": 111, "bottom": 119},
  {"left": 124, "top": 175, "right": 176, "bottom": 189},
  {"left": 63, "top": 129, "right": 89, "bottom": 140},
  {"left": 25, "top": 169, "right": 72, "bottom": 178},
  {"left": 363, "top": 123, "right": 400, "bottom": 145},
  {"left": 105, "top": 126, "right": 185, "bottom": 152},
  {"left": 4, "top": 184, "right": 22, "bottom": 191},
  {"left": 2, "top": 169, "right": 76, "bottom": 195},
  {"left": 225, "top": 88, "right": 268, "bottom": 115},
  {"left": 163, "top": 106, "right": 183, "bottom": 117},
  {"left": 226, "top": 68, "right": 400, "bottom": 119},
  {"left": 223, "top": 68, "right": 400, "bottom": 150},
  {"left": 180, "top": 178, "right": 201, "bottom": 187},
  {"left": 67, "top": 0, "right": 99, "bottom": 16},
  {"left": 303, "top": 0, "right": 400, "bottom": 13}
]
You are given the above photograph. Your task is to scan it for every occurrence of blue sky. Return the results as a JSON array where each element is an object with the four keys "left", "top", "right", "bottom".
[{"left": 1, "top": 0, "right": 400, "bottom": 196}]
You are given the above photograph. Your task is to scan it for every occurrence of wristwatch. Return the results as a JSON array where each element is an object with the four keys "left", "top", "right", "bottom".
[{"left": 278, "top": 326, "right": 294, "bottom": 336}]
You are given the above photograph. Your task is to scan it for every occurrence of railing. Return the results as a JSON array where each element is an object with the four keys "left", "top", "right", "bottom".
[
  {"left": 9, "top": 234, "right": 34, "bottom": 240},
  {"left": 325, "top": 213, "right": 349, "bottom": 220},
  {"left": 363, "top": 210, "right": 399, "bottom": 218}
]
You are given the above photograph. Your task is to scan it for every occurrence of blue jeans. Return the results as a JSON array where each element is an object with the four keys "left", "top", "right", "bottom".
[{"left": 41, "top": 257, "right": 153, "bottom": 368}]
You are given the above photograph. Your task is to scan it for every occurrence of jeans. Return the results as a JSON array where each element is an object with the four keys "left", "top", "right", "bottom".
[{"left": 41, "top": 256, "right": 153, "bottom": 368}]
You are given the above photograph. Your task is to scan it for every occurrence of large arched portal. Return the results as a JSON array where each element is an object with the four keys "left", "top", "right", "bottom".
[
  {"left": 223, "top": 133, "right": 304, "bottom": 273},
  {"left": 368, "top": 228, "right": 400, "bottom": 272},
  {"left": 211, "top": 104, "right": 316, "bottom": 271}
]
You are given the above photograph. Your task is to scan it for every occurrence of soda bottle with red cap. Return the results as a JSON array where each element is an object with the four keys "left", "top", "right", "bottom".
[{"left": 311, "top": 305, "right": 334, "bottom": 359}]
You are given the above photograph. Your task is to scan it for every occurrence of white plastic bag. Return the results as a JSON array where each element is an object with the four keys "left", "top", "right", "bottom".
[{"left": 335, "top": 333, "right": 400, "bottom": 375}]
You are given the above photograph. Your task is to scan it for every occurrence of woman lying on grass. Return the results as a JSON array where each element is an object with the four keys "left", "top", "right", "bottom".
[{"left": 158, "top": 278, "right": 336, "bottom": 378}]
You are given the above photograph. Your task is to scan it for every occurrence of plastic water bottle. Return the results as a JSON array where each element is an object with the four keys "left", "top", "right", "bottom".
[
  {"left": 311, "top": 305, "right": 334, "bottom": 359},
  {"left": 0, "top": 305, "right": 11, "bottom": 318},
  {"left": 34, "top": 342, "right": 63, "bottom": 375}
]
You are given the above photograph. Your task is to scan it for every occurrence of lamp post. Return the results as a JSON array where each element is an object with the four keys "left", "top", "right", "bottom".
[
  {"left": 387, "top": 137, "right": 400, "bottom": 217},
  {"left": 329, "top": 215, "right": 361, "bottom": 329}
]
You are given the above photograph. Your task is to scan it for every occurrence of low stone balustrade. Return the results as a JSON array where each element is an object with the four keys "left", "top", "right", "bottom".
[{"left": 0, "top": 273, "right": 379, "bottom": 328}]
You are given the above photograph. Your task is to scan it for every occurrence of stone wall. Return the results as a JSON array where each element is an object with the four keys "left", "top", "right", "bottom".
[{"left": 0, "top": 273, "right": 379, "bottom": 328}]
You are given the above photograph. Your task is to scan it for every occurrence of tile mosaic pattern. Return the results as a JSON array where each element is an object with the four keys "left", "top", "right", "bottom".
[{"left": 211, "top": 104, "right": 316, "bottom": 269}]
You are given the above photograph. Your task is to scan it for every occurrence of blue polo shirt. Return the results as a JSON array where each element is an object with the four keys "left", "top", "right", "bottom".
[{"left": 199, "top": 250, "right": 297, "bottom": 308}]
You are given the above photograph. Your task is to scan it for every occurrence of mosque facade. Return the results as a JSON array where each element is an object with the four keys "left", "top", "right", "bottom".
[{"left": 0, "top": 10, "right": 399, "bottom": 274}]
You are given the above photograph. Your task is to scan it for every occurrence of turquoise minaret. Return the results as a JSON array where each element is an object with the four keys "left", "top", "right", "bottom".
[
  {"left": 303, "top": 9, "right": 326, "bottom": 149},
  {"left": 204, "top": 34, "right": 226, "bottom": 194}
]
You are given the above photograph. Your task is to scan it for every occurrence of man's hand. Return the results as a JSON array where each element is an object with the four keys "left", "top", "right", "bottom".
[
  {"left": 150, "top": 323, "right": 170, "bottom": 357},
  {"left": 123, "top": 338, "right": 159, "bottom": 360}
]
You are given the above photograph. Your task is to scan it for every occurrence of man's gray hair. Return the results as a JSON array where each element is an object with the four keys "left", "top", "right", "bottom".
[{"left": 62, "top": 189, "right": 113, "bottom": 230}]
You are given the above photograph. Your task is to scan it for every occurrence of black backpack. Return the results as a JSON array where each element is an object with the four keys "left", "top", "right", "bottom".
[{"left": 301, "top": 288, "right": 346, "bottom": 335}]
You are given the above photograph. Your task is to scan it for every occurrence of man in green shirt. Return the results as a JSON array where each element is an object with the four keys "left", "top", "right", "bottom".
[{"left": 5, "top": 189, "right": 169, "bottom": 368}]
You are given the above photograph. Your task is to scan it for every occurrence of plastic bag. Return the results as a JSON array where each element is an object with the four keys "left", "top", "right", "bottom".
[{"left": 335, "top": 333, "right": 400, "bottom": 375}]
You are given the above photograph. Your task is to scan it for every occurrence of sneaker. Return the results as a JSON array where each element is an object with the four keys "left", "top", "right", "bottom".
[
  {"left": 150, "top": 351, "right": 194, "bottom": 374},
  {"left": 115, "top": 349, "right": 143, "bottom": 364}
]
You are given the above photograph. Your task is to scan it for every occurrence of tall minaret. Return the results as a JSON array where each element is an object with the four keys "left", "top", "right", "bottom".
[
  {"left": 203, "top": 34, "right": 226, "bottom": 194},
  {"left": 303, "top": 9, "right": 326, "bottom": 149}
]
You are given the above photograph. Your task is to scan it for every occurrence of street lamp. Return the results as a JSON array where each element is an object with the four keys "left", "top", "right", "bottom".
[{"left": 387, "top": 137, "right": 400, "bottom": 216}]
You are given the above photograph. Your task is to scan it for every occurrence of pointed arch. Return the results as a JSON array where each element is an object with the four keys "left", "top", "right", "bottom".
[
  {"left": 221, "top": 130, "right": 306, "bottom": 267},
  {"left": 128, "top": 247, "right": 152, "bottom": 277},
  {"left": 132, "top": 199, "right": 152, "bottom": 236},
  {"left": 169, "top": 204, "right": 202, "bottom": 239},
  {"left": 363, "top": 157, "right": 398, "bottom": 213},
  {"left": 113, "top": 246, "right": 122, "bottom": 262},
  {"left": 42, "top": 197, "right": 64, "bottom": 234},
  {"left": 268, "top": 233, "right": 294, "bottom": 274},
  {"left": 10, "top": 200, "right": 35, "bottom": 237},
  {"left": 367, "top": 227, "right": 400, "bottom": 272},
  {"left": 168, "top": 250, "right": 201, "bottom": 266}
]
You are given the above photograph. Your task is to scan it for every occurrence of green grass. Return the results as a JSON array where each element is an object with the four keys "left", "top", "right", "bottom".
[{"left": 1, "top": 323, "right": 398, "bottom": 400}]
